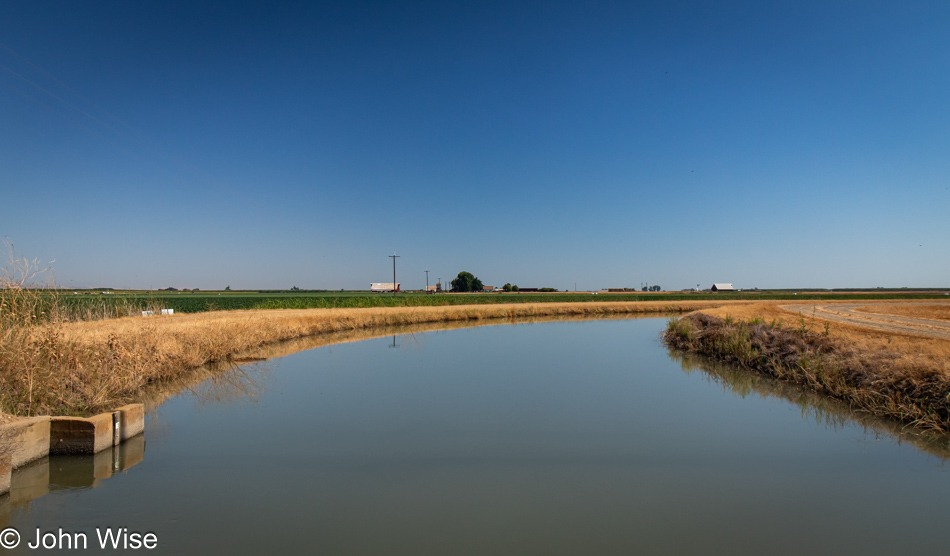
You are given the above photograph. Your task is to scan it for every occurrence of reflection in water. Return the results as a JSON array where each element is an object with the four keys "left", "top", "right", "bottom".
[
  {"left": 668, "top": 348, "right": 950, "bottom": 460},
  {"left": 0, "top": 435, "right": 145, "bottom": 528},
  {"left": 140, "top": 360, "right": 271, "bottom": 412},
  {"left": 231, "top": 312, "right": 658, "bottom": 361},
  {"left": 138, "top": 314, "right": 662, "bottom": 412}
]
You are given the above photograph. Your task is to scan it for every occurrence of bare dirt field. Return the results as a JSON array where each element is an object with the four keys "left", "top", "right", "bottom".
[{"left": 782, "top": 302, "right": 950, "bottom": 340}]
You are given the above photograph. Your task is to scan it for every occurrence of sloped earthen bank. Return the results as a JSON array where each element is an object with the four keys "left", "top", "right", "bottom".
[{"left": 663, "top": 312, "right": 950, "bottom": 433}]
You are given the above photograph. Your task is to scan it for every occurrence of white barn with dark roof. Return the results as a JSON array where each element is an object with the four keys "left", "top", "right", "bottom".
[{"left": 710, "top": 283, "right": 735, "bottom": 292}]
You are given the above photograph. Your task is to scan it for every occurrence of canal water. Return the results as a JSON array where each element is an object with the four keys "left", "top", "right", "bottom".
[{"left": 3, "top": 318, "right": 950, "bottom": 554}]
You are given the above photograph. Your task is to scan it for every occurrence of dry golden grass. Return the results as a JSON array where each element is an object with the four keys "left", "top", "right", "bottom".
[
  {"left": 853, "top": 302, "right": 950, "bottom": 321},
  {"left": 700, "top": 301, "right": 950, "bottom": 365},
  {"left": 3, "top": 300, "right": 752, "bottom": 417},
  {"left": 670, "top": 300, "right": 950, "bottom": 432}
]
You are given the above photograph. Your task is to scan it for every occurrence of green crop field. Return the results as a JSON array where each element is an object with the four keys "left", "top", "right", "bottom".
[{"left": 30, "top": 288, "right": 950, "bottom": 319}]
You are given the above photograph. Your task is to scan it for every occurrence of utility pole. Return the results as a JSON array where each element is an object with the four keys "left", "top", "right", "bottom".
[
  {"left": 389, "top": 252, "right": 400, "bottom": 298},
  {"left": 438, "top": 277, "right": 441, "bottom": 293},
  {"left": 425, "top": 269, "right": 430, "bottom": 294}
]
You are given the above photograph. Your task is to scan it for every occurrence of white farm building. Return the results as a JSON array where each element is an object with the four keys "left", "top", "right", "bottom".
[
  {"left": 370, "top": 283, "right": 401, "bottom": 293},
  {"left": 710, "top": 283, "right": 735, "bottom": 292}
]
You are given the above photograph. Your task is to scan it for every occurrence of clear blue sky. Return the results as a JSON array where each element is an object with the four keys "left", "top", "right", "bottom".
[{"left": 2, "top": 1, "right": 948, "bottom": 290}]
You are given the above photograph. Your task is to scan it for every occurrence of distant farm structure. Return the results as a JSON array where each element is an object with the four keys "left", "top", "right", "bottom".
[
  {"left": 371, "top": 283, "right": 400, "bottom": 293},
  {"left": 711, "top": 283, "right": 735, "bottom": 292}
]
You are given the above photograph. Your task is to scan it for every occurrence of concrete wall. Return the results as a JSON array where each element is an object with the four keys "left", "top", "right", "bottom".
[
  {"left": 50, "top": 413, "right": 117, "bottom": 455},
  {"left": 0, "top": 404, "right": 145, "bottom": 498},
  {"left": 0, "top": 417, "right": 51, "bottom": 469},
  {"left": 113, "top": 404, "right": 145, "bottom": 443}
]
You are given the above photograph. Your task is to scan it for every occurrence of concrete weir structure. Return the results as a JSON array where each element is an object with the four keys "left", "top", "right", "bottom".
[
  {"left": 114, "top": 404, "right": 145, "bottom": 442},
  {"left": 50, "top": 413, "right": 116, "bottom": 455},
  {"left": 0, "top": 404, "right": 145, "bottom": 496}
]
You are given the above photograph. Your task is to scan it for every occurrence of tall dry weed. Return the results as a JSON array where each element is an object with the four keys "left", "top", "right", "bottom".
[{"left": 1, "top": 239, "right": 58, "bottom": 415}]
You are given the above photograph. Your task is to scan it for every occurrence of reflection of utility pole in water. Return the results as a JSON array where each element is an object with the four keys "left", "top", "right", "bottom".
[
  {"left": 389, "top": 335, "right": 398, "bottom": 348},
  {"left": 389, "top": 252, "right": 400, "bottom": 298}
]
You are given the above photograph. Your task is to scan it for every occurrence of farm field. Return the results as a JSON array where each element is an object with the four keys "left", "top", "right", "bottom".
[{"left": 49, "top": 288, "right": 950, "bottom": 318}]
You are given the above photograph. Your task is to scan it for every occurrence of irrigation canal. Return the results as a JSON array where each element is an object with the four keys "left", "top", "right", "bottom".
[{"left": 3, "top": 317, "right": 949, "bottom": 554}]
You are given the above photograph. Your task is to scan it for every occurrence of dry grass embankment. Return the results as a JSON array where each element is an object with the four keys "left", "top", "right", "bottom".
[
  {"left": 3, "top": 299, "right": 751, "bottom": 417},
  {"left": 665, "top": 301, "right": 950, "bottom": 433}
]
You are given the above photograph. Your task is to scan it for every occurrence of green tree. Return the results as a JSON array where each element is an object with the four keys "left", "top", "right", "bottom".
[
  {"left": 451, "top": 271, "right": 484, "bottom": 292},
  {"left": 225, "top": 285, "right": 231, "bottom": 291},
  {"left": 511, "top": 285, "right": 519, "bottom": 292},
  {"left": 502, "top": 283, "right": 512, "bottom": 292}
]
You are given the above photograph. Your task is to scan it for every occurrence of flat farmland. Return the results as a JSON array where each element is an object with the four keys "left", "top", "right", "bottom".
[{"left": 52, "top": 289, "right": 950, "bottom": 316}]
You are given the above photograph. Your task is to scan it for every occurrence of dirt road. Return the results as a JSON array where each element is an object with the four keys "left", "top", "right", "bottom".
[{"left": 781, "top": 303, "right": 950, "bottom": 340}]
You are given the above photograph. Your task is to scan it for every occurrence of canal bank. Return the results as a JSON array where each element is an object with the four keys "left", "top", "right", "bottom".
[
  {"left": 5, "top": 300, "right": 753, "bottom": 417},
  {"left": 664, "top": 307, "right": 950, "bottom": 434}
]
